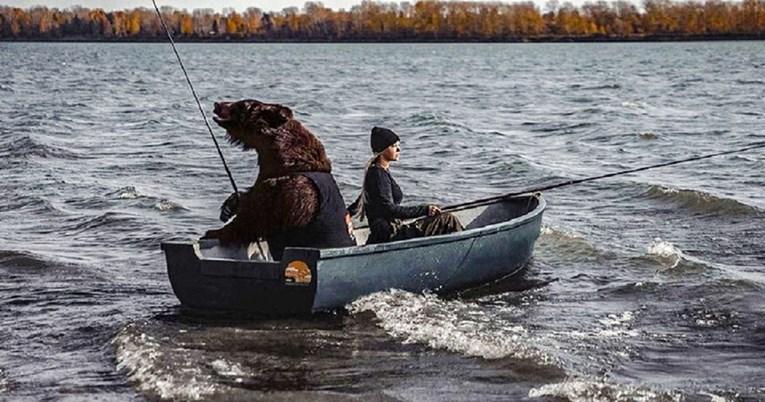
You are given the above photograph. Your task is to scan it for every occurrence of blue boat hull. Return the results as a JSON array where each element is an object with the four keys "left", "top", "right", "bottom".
[{"left": 161, "top": 194, "right": 545, "bottom": 315}]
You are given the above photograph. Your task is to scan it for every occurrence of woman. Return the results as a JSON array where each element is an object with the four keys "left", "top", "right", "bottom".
[{"left": 347, "top": 127, "right": 463, "bottom": 245}]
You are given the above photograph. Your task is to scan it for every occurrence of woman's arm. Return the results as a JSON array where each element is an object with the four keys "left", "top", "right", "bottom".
[{"left": 367, "top": 168, "right": 428, "bottom": 219}]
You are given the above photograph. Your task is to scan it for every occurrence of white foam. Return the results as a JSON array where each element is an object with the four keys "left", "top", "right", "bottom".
[
  {"left": 698, "top": 392, "right": 730, "bottom": 402},
  {"left": 154, "top": 199, "right": 183, "bottom": 211},
  {"left": 621, "top": 101, "right": 647, "bottom": 109},
  {"left": 647, "top": 239, "right": 684, "bottom": 269},
  {"left": 0, "top": 368, "right": 7, "bottom": 393},
  {"left": 596, "top": 311, "right": 638, "bottom": 338},
  {"left": 211, "top": 359, "right": 246, "bottom": 377},
  {"left": 529, "top": 379, "right": 681, "bottom": 402},
  {"left": 113, "top": 324, "right": 219, "bottom": 400},
  {"left": 117, "top": 186, "right": 140, "bottom": 199},
  {"left": 348, "top": 289, "right": 553, "bottom": 364},
  {"left": 540, "top": 224, "right": 580, "bottom": 240}
]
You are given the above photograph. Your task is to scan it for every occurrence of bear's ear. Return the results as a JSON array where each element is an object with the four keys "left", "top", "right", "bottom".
[{"left": 259, "top": 104, "right": 293, "bottom": 128}]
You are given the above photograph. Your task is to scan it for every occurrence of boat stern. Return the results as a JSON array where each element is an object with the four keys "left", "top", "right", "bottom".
[{"left": 161, "top": 241, "right": 320, "bottom": 315}]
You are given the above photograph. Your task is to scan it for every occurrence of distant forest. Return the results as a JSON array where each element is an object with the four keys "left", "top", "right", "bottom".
[{"left": 1, "top": 0, "right": 765, "bottom": 41}]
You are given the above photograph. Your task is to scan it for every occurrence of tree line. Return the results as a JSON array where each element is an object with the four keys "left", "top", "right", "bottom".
[{"left": 1, "top": 0, "right": 764, "bottom": 41}]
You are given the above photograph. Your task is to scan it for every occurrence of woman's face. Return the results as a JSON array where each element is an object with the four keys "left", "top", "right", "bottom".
[{"left": 381, "top": 141, "right": 400, "bottom": 162}]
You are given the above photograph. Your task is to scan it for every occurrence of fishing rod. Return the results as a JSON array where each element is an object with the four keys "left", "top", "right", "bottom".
[
  {"left": 352, "top": 140, "right": 765, "bottom": 230},
  {"left": 442, "top": 140, "right": 765, "bottom": 214},
  {"left": 151, "top": 0, "right": 238, "bottom": 196},
  {"left": 152, "top": 2, "right": 271, "bottom": 259}
]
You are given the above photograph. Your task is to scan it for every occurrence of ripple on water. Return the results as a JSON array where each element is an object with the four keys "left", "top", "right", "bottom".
[
  {"left": 0, "top": 249, "right": 55, "bottom": 271},
  {"left": 0, "top": 368, "right": 9, "bottom": 393},
  {"left": 0, "top": 136, "right": 81, "bottom": 160},
  {"left": 65, "top": 186, "right": 188, "bottom": 214},
  {"left": 641, "top": 185, "right": 761, "bottom": 217}
]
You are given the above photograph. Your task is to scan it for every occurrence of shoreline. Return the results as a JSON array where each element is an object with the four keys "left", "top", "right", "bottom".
[{"left": 2, "top": 33, "right": 765, "bottom": 43}]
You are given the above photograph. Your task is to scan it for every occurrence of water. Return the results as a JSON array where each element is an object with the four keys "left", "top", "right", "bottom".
[{"left": 1, "top": 42, "right": 764, "bottom": 401}]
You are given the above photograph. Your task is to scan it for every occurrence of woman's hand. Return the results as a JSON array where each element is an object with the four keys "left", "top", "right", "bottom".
[{"left": 427, "top": 205, "right": 442, "bottom": 216}]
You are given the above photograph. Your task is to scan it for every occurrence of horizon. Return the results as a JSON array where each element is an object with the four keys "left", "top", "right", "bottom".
[{"left": 2, "top": 0, "right": 600, "bottom": 13}]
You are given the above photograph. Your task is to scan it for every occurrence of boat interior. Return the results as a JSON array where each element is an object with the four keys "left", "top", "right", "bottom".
[{"left": 198, "top": 194, "right": 540, "bottom": 261}]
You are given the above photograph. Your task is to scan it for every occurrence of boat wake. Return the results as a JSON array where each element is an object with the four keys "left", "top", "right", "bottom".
[
  {"left": 348, "top": 289, "right": 554, "bottom": 365},
  {"left": 528, "top": 379, "right": 682, "bottom": 402},
  {"left": 113, "top": 322, "right": 221, "bottom": 401},
  {"left": 642, "top": 185, "right": 760, "bottom": 216}
]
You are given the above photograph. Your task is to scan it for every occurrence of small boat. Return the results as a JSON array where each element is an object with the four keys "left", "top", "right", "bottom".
[{"left": 161, "top": 193, "right": 545, "bottom": 315}]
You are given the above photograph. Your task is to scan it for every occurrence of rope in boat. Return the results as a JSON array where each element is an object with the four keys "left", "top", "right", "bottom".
[
  {"left": 151, "top": 0, "right": 239, "bottom": 196},
  {"left": 443, "top": 140, "right": 765, "bottom": 213}
]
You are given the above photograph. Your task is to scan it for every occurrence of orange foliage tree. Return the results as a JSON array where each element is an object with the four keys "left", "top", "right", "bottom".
[{"left": 1, "top": 1, "right": 764, "bottom": 40}]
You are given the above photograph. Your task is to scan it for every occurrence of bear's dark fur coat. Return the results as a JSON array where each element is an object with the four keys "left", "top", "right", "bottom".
[{"left": 203, "top": 99, "right": 334, "bottom": 247}]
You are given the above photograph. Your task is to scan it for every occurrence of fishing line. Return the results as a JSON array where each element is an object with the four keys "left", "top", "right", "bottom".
[
  {"left": 151, "top": 0, "right": 238, "bottom": 195},
  {"left": 445, "top": 140, "right": 765, "bottom": 213},
  {"left": 353, "top": 141, "right": 765, "bottom": 230},
  {"left": 152, "top": 2, "right": 270, "bottom": 259}
]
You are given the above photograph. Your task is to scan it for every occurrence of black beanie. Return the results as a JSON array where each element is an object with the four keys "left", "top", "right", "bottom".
[{"left": 370, "top": 127, "right": 400, "bottom": 153}]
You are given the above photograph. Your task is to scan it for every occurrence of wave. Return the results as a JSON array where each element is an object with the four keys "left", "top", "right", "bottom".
[
  {"left": 84, "top": 186, "right": 189, "bottom": 212},
  {"left": 529, "top": 122, "right": 595, "bottom": 133},
  {"left": 645, "top": 239, "right": 685, "bottom": 269},
  {"left": 537, "top": 225, "right": 605, "bottom": 261},
  {"left": 621, "top": 101, "right": 648, "bottom": 109},
  {"left": 64, "top": 212, "right": 138, "bottom": 235},
  {"left": 404, "top": 112, "right": 473, "bottom": 132},
  {"left": 0, "top": 195, "right": 62, "bottom": 215},
  {"left": 641, "top": 238, "right": 718, "bottom": 273},
  {"left": 107, "top": 186, "right": 141, "bottom": 200},
  {"left": 642, "top": 185, "right": 760, "bottom": 216},
  {"left": 0, "top": 136, "right": 80, "bottom": 160},
  {"left": 570, "top": 83, "right": 622, "bottom": 91},
  {"left": 154, "top": 199, "right": 186, "bottom": 212},
  {"left": 528, "top": 379, "right": 682, "bottom": 402},
  {"left": 0, "top": 367, "right": 8, "bottom": 393},
  {"left": 347, "top": 289, "right": 555, "bottom": 365},
  {"left": 112, "top": 323, "right": 220, "bottom": 400},
  {"left": 735, "top": 79, "right": 765, "bottom": 85},
  {"left": 0, "top": 249, "right": 53, "bottom": 270}
]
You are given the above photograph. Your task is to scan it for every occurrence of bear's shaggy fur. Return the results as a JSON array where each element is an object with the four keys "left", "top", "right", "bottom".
[{"left": 203, "top": 99, "right": 331, "bottom": 246}]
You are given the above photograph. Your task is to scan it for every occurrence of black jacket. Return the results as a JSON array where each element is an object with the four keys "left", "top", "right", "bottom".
[
  {"left": 267, "top": 172, "right": 355, "bottom": 260},
  {"left": 348, "top": 164, "right": 428, "bottom": 243}
]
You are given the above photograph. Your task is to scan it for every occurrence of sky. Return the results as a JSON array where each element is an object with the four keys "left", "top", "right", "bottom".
[{"left": 0, "top": 0, "right": 592, "bottom": 13}]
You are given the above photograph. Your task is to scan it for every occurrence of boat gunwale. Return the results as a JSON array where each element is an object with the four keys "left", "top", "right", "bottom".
[
  {"left": 167, "top": 194, "right": 545, "bottom": 264},
  {"left": 318, "top": 194, "right": 546, "bottom": 260}
]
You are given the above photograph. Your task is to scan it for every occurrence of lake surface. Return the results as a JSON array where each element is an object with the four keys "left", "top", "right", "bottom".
[{"left": 1, "top": 41, "right": 764, "bottom": 401}]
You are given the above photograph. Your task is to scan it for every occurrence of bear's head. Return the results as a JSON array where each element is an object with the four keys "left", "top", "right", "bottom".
[
  {"left": 213, "top": 99, "right": 331, "bottom": 176},
  {"left": 213, "top": 99, "right": 292, "bottom": 149}
]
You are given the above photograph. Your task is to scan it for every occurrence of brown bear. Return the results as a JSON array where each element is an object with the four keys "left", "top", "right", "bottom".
[{"left": 202, "top": 99, "right": 355, "bottom": 260}]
